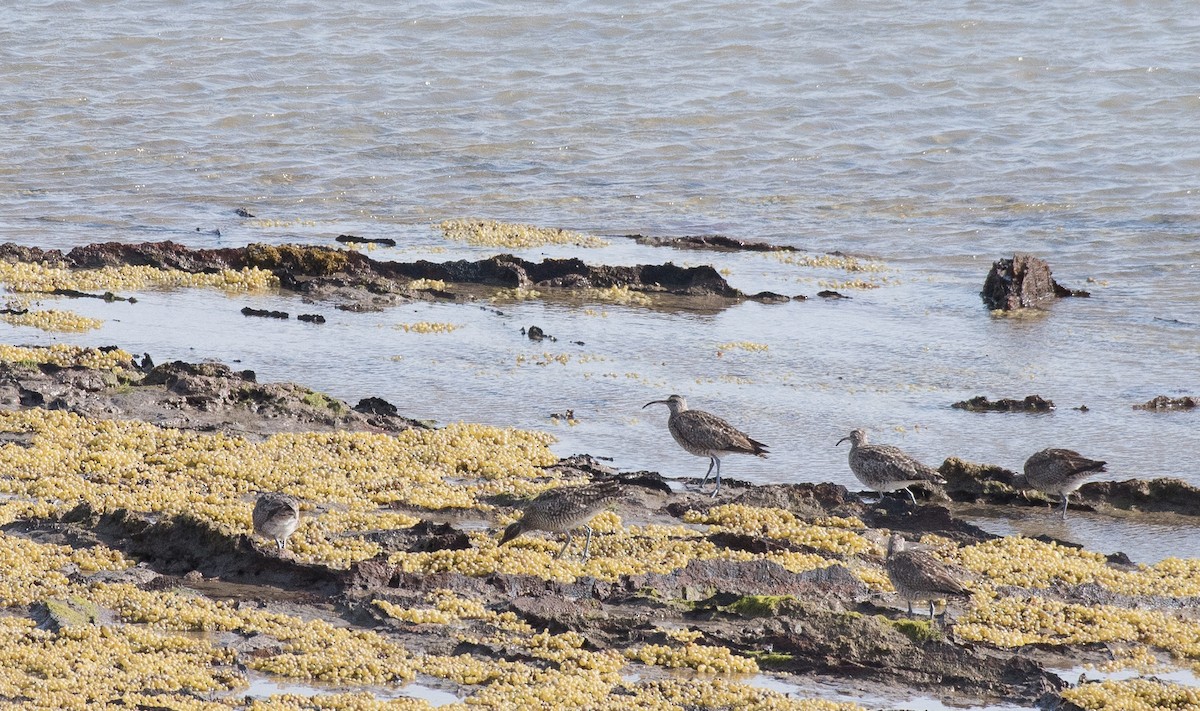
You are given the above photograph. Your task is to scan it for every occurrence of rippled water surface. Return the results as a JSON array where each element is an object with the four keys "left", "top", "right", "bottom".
[{"left": 2, "top": 2, "right": 1199, "bottom": 706}]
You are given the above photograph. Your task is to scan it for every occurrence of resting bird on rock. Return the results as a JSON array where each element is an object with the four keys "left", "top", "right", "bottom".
[
  {"left": 253, "top": 492, "right": 300, "bottom": 554},
  {"left": 885, "top": 533, "right": 970, "bottom": 620},
  {"left": 643, "top": 394, "right": 768, "bottom": 497},
  {"left": 1016, "top": 447, "right": 1107, "bottom": 519},
  {"left": 836, "top": 428, "right": 944, "bottom": 504},
  {"left": 499, "top": 479, "right": 624, "bottom": 559}
]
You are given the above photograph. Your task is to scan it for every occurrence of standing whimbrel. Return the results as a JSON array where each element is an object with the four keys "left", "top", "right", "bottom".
[
  {"left": 836, "top": 429, "right": 944, "bottom": 504},
  {"left": 885, "top": 534, "right": 970, "bottom": 620},
  {"left": 643, "top": 394, "right": 768, "bottom": 497},
  {"left": 253, "top": 492, "right": 300, "bottom": 554},
  {"left": 499, "top": 479, "right": 624, "bottom": 559},
  {"left": 1018, "top": 448, "right": 1107, "bottom": 519}
]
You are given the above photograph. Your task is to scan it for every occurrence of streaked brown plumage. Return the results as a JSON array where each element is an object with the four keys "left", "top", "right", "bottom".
[
  {"left": 499, "top": 479, "right": 624, "bottom": 559},
  {"left": 1018, "top": 447, "right": 1107, "bottom": 519},
  {"left": 643, "top": 394, "right": 768, "bottom": 497},
  {"left": 836, "top": 429, "right": 944, "bottom": 504},
  {"left": 886, "top": 534, "right": 970, "bottom": 619},
  {"left": 253, "top": 492, "right": 300, "bottom": 553}
]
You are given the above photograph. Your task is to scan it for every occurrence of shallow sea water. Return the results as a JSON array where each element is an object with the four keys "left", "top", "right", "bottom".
[{"left": 2, "top": 1, "right": 1199, "bottom": 707}]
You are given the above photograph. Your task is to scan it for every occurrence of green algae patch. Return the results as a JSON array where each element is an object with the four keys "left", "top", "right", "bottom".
[
  {"left": 244, "top": 243, "right": 352, "bottom": 275},
  {"left": 722, "top": 594, "right": 795, "bottom": 617},
  {"left": 881, "top": 616, "right": 940, "bottom": 644},
  {"left": 301, "top": 390, "right": 346, "bottom": 413},
  {"left": 39, "top": 596, "right": 101, "bottom": 630},
  {"left": 747, "top": 650, "right": 797, "bottom": 666}
]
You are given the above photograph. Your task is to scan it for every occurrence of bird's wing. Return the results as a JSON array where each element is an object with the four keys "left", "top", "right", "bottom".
[
  {"left": 677, "top": 410, "right": 767, "bottom": 454},
  {"left": 860, "top": 445, "right": 941, "bottom": 482},
  {"left": 896, "top": 551, "right": 968, "bottom": 596},
  {"left": 1048, "top": 448, "right": 1107, "bottom": 476}
]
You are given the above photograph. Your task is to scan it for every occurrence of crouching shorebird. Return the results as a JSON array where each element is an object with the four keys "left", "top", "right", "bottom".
[
  {"left": 643, "top": 394, "right": 768, "bottom": 497},
  {"left": 836, "top": 429, "right": 944, "bottom": 504},
  {"left": 253, "top": 492, "right": 300, "bottom": 554},
  {"left": 886, "top": 534, "right": 970, "bottom": 621},
  {"left": 499, "top": 479, "right": 624, "bottom": 559},
  {"left": 1017, "top": 448, "right": 1107, "bottom": 519}
]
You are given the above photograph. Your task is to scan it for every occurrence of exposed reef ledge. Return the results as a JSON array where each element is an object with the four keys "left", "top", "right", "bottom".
[
  {"left": 0, "top": 240, "right": 781, "bottom": 301},
  {"left": 942, "top": 457, "right": 1200, "bottom": 517}
]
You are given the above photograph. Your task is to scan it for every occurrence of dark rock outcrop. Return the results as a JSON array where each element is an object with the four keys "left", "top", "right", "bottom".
[
  {"left": 1134, "top": 395, "right": 1197, "bottom": 411},
  {"left": 0, "top": 240, "right": 749, "bottom": 300},
  {"left": 981, "top": 253, "right": 1089, "bottom": 310},
  {"left": 952, "top": 395, "right": 1054, "bottom": 412}
]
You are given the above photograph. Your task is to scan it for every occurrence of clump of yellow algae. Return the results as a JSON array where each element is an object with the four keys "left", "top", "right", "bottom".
[
  {"left": 625, "top": 631, "right": 760, "bottom": 674},
  {"left": 390, "top": 516, "right": 750, "bottom": 584},
  {"left": 394, "top": 321, "right": 461, "bottom": 334},
  {"left": 1062, "top": 678, "right": 1200, "bottom": 711},
  {"left": 772, "top": 252, "right": 888, "bottom": 273},
  {"left": 953, "top": 536, "right": 1200, "bottom": 597},
  {"left": 0, "top": 344, "right": 133, "bottom": 371},
  {"left": 0, "top": 308, "right": 103, "bottom": 333},
  {"left": 439, "top": 219, "right": 607, "bottom": 248},
  {"left": 684, "top": 505, "right": 876, "bottom": 556},
  {"left": 718, "top": 341, "right": 769, "bottom": 352},
  {"left": 581, "top": 285, "right": 653, "bottom": 306},
  {"left": 0, "top": 412, "right": 865, "bottom": 710},
  {"left": 490, "top": 286, "right": 542, "bottom": 302},
  {"left": 0, "top": 408, "right": 558, "bottom": 568},
  {"left": 0, "top": 260, "right": 277, "bottom": 294}
]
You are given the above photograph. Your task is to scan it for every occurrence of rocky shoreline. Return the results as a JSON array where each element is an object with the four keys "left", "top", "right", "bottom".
[
  {"left": 0, "top": 348, "right": 1197, "bottom": 709},
  {"left": 0, "top": 240, "right": 1195, "bottom": 709}
]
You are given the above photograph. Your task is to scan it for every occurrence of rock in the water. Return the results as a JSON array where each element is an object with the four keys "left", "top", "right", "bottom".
[
  {"left": 1134, "top": 395, "right": 1197, "bottom": 411},
  {"left": 952, "top": 395, "right": 1055, "bottom": 412},
  {"left": 981, "top": 253, "right": 1088, "bottom": 310}
]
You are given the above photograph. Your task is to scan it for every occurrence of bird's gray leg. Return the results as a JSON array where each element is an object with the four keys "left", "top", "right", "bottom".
[
  {"left": 555, "top": 530, "right": 574, "bottom": 559},
  {"left": 276, "top": 538, "right": 285, "bottom": 554},
  {"left": 709, "top": 458, "right": 723, "bottom": 498},
  {"left": 906, "top": 600, "right": 914, "bottom": 617},
  {"left": 582, "top": 525, "right": 594, "bottom": 559},
  {"left": 928, "top": 600, "right": 936, "bottom": 620},
  {"left": 905, "top": 487, "right": 917, "bottom": 505},
  {"left": 698, "top": 457, "right": 716, "bottom": 488},
  {"left": 1061, "top": 493, "right": 1069, "bottom": 519}
]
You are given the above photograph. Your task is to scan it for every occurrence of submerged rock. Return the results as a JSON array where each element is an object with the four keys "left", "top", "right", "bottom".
[
  {"left": 335, "top": 234, "right": 397, "bottom": 247},
  {"left": 623, "top": 234, "right": 796, "bottom": 252},
  {"left": 240, "top": 306, "right": 288, "bottom": 319},
  {"left": 981, "top": 253, "right": 1089, "bottom": 310},
  {"left": 952, "top": 395, "right": 1054, "bottom": 412},
  {"left": 1134, "top": 395, "right": 1198, "bottom": 411}
]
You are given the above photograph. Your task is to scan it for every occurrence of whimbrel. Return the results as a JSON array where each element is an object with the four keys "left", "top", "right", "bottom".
[
  {"left": 885, "top": 534, "right": 970, "bottom": 620},
  {"left": 499, "top": 479, "right": 623, "bottom": 559},
  {"left": 836, "top": 429, "right": 944, "bottom": 504},
  {"left": 643, "top": 394, "right": 768, "bottom": 497},
  {"left": 253, "top": 492, "right": 300, "bottom": 554},
  {"left": 1018, "top": 448, "right": 1107, "bottom": 519}
]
